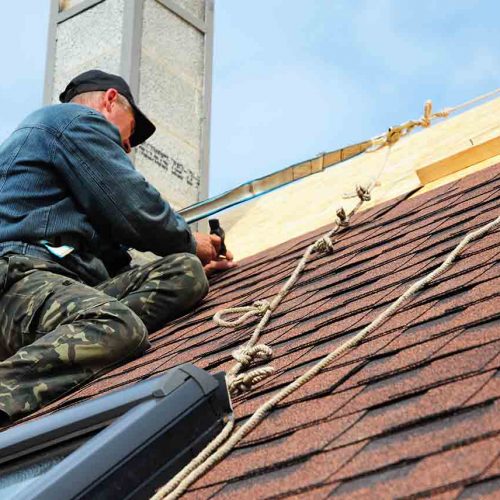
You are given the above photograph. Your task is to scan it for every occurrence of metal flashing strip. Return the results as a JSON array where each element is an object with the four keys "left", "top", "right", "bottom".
[
  {"left": 180, "top": 140, "right": 373, "bottom": 224},
  {"left": 56, "top": 0, "right": 106, "bottom": 23},
  {"left": 154, "top": 0, "right": 207, "bottom": 33}
]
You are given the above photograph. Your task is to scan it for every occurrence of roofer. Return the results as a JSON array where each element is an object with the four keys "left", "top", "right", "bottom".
[{"left": 0, "top": 69, "right": 234, "bottom": 424}]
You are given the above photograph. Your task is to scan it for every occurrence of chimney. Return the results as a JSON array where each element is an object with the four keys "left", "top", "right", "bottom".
[{"left": 44, "top": 0, "right": 214, "bottom": 209}]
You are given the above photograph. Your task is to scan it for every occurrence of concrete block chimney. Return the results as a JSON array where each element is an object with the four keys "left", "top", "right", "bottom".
[{"left": 45, "top": 0, "right": 214, "bottom": 209}]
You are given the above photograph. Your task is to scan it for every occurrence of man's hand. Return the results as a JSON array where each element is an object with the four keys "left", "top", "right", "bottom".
[{"left": 194, "top": 232, "right": 236, "bottom": 276}]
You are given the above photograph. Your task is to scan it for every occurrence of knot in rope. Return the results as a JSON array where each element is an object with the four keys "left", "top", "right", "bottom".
[
  {"left": 386, "top": 126, "right": 403, "bottom": 145},
  {"left": 313, "top": 236, "right": 334, "bottom": 254},
  {"left": 253, "top": 300, "right": 271, "bottom": 314},
  {"left": 232, "top": 344, "right": 273, "bottom": 368},
  {"left": 356, "top": 184, "right": 371, "bottom": 202},
  {"left": 228, "top": 366, "right": 275, "bottom": 396},
  {"left": 213, "top": 300, "right": 271, "bottom": 327},
  {"left": 228, "top": 344, "right": 275, "bottom": 395},
  {"left": 335, "top": 207, "right": 350, "bottom": 226},
  {"left": 419, "top": 100, "right": 450, "bottom": 127},
  {"left": 420, "top": 99, "right": 433, "bottom": 128}
]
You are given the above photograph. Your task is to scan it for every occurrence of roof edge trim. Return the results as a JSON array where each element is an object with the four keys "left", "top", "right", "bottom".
[{"left": 179, "top": 140, "right": 373, "bottom": 223}]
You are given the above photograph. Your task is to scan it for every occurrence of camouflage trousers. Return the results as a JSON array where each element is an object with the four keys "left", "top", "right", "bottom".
[{"left": 0, "top": 252, "right": 208, "bottom": 421}]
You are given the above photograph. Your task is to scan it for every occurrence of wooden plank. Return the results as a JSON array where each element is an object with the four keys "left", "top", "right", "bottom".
[
  {"left": 413, "top": 153, "right": 500, "bottom": 197},
  {"left": 417, "top": 136, "right": 500, "bottom": 184}
]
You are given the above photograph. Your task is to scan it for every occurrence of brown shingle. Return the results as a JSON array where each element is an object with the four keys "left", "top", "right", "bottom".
[{"left": 10, "top": 162, "right": 500, "bottom": 498}]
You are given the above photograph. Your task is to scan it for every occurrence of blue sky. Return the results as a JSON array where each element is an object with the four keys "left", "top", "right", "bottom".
[{"left": 1, "top": 1, "right": 499, "bottom": 198}]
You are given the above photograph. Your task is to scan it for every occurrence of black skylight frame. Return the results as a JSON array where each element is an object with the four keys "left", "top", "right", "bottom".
[{"left": 0, "top": 364, "right": 232, "bottom": 500}]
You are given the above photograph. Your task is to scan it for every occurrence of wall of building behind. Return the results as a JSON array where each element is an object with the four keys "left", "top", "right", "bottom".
[{"left": 46, "top": 0, "right": 213, "bottom": 210}]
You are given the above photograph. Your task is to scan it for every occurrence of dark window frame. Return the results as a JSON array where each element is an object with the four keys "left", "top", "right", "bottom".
[{"left": 0, "top": 364, "right": 232, "bottom": 500}]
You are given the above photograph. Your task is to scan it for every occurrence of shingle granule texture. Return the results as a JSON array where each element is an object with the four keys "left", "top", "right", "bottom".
[{"left": 11, "top": 163, "right": 500, "bottom": 498}]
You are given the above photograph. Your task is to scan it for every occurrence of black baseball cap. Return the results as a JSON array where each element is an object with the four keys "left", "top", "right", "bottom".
[{"left": 59, "top": 69, "right": 156, "bottom": 147}]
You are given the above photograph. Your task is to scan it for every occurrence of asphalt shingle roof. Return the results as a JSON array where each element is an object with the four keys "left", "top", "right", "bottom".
[{"left": 14, "top": 162, "right": 500, "bottom": 498}]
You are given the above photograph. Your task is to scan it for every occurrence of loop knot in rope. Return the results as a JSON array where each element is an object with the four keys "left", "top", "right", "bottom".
[
  {"left": 213, "top": 300, "right": 271, "bottom": 327},
  {"left": 335, "top": 207, "right": 350, "bottom": 227},
  {"left": 231, "top": 344, "right": 273, "bottom": 367},
  {"left": 228, "top": 345, "right": 275, "bottom": 396},
  {"left": 356, "top": 184, "right": 371, "bottom": 202},
  {"left": 369, "top": 97, "right": 464, "bottom": 151},
  {"left": 386, "top": 126, "right": 404, "bottom": 145},
  {"left": 228, "top": 366, "right": 275, "bottom": 396},
  {"left": 420, "top": 99, "right": 433, "bottom": 127},
  {"left": 312, "top": 236, "right": 335, "bottom": 254}
]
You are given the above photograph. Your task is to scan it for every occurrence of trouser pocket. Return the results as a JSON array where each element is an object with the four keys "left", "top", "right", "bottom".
[{"left": 0, "top": 278, "right": 55, "bottom": 355}]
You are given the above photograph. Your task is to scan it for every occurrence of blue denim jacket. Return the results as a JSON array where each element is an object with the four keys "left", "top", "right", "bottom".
[{"left": 0, "top": 103, "right": 196, "bottom": 285}]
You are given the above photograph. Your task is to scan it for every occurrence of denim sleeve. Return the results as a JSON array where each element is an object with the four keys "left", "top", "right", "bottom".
[{"left": 53, "top": 110, "right": 196, "bottom": 256}]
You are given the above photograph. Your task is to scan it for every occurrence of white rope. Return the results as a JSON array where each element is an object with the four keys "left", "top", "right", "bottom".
[
  {"left": 217, "top": 148, "right": 391, "bottom": 399},
  {"left": 229, "top": 344, "right": 275, "bottom": 396},
  {"left": 229, "top": 366, "right": 276, "bottom": 396},
  {"left": 150, "top": 418, "right": 235, "bottom": 500},
  {"left": 213, "top": 300, "right": 271, "bottom": 327},
  {"left": 368, "top": 89, "right": 500, "bottom": 151},
  {"left": 220, "top": 178, "right": 379, "bottom": 397},
  {"left": 232, "top": 344, "right": 273, "bottom": 367},
  {"left": 153, "top": 214, "right": 500, "bottom": 499},
  {"left": 446, "top": 87, "right": 500, "bottom": 114},
  {"left": 150, "top": 89, "right": 500, "bottom": 499},
  {"left": 151, "top": 151, "right": 392, "bottom": 499}
]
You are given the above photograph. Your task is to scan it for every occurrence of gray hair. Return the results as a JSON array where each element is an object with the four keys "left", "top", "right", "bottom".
[{"left": 70, "top": 91, "right": 132, "bottom": 113}]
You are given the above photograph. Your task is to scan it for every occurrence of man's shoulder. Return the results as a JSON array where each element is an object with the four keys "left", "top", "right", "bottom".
[{"left": 19, "top": 104, "right": 103, "bottom": 136}]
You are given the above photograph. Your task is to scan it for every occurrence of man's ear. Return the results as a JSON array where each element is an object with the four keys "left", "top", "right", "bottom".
[{"left": 103, "top": 88, "right": 119, "bottom": 111}]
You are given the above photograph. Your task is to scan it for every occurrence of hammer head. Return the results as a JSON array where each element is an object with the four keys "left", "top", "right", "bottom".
[{"left": 208, "top": 219, "right": 227, "bottom": 256}]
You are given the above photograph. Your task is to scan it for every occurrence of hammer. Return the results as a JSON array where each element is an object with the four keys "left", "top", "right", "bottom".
[{"left": 208, "top": 219, "right": 227, "bottom": 257}]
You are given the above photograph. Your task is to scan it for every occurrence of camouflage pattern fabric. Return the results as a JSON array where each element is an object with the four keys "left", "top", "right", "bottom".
[{"left": 0, "top": 252, "right": 208, "bottom": 421}]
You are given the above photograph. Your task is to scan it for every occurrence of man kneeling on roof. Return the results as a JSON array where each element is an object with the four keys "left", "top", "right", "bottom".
[{"left": 0, "top": 70, "right": 235, "bottom": 424}]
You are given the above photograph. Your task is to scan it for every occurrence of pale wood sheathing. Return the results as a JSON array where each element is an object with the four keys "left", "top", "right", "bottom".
[{"left": 220, "top": 96, "right": 500, "bottom": 260}]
